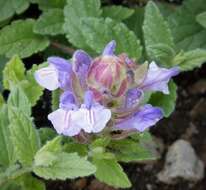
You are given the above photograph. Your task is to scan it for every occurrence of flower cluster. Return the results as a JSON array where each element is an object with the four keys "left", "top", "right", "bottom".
[{"left": 35, "top": 41, "right": 179, "bottom": 137}]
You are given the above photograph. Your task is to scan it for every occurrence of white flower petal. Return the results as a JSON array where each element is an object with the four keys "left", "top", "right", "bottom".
[{"left": 34, "top": 65, "right": 59, "bottom": 91}]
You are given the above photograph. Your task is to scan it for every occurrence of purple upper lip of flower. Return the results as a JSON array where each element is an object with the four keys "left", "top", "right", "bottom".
[{"left": 34, "top": 40, "right": 180, "bottom": 136}]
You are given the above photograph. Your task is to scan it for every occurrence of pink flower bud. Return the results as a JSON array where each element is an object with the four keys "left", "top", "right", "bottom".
[{"left": 87, "top": 55, "right": 128, "bottom": 97}]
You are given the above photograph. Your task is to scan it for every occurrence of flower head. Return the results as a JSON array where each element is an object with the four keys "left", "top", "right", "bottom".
[{"left": 35, "top": 40, "right": 179, "bottom": 138}]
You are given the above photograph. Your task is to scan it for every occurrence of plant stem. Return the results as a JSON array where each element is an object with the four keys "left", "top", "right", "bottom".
[{"left": 50, "top": 41, "right": 75, "bottom": 55}]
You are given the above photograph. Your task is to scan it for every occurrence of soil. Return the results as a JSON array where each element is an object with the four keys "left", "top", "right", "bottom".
[{"left": 20, "top": 0, "right": 206, "bottom": 189}]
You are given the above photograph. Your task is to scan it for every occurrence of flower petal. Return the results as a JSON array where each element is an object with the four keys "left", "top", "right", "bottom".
[
  {"left": 102, "top": 40, "right": 116, "bottom": 56},
  {"left": 74, "top": 104, "right": 111, "bottom": 133},
  {"left": 139, "top": 62, "right": 179, "bottom": 94},
  {"left": 125, "top": 88, "right": 143, "bottom": 108},
  {"left": 116, "top": 104, "right": 163, "bottom": 132},
  {"left": 48, "top": 56, "right": 72, "bottom": 71},
  {"left": 60, "top": 91, "right": 78, "bottom": 110},
  {"left": 34, "top": 65, "right": 59, "bottom": 90},
  {"left": 48, "top": 109, "right": 81, "bottom": 136},
  {"left": 48, "top": 56, "right": 73, "bottom": 90},
  {"left": 73, "top": 50, "right": 92, "bottom": 72},
  {"left": 73, "top": 50, "right": 92, "bottom": 88}
]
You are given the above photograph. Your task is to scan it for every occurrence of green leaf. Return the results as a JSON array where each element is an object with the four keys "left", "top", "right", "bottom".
[
  {"left": 0, "top": 94, "right": 4, "bottom": 107},
  {"left": 64, "top": 142, "right": 88, "bottom": 157},
  {"left": 0, "top": 105, "right": 16, "bottom": 168},
  {"left": 102, "top": 6, "right": 134, "bottom": 21},
  {"left": 109, "top": 138, "right": 157, "bottom": 163},
  {"left": 0, "top": 19, "right": 49, "bottom": 58},
  {"left": 124, "top": 7, "right": 145, "bottom": 44},
  {"left": 81, "top": 17, "right": 142, "bottom": 59},
  {"left": 3, "top": 55, "right": 25, "bottom": 90},
  {"left": 38, "top": 128, "right": 57, "bottom": 145},
  {"left": 1, "top": 182, "right": 21, "bottom": 190},
  {"left": 143, "top": 1, "right": 175, "bottom": 66},
  {"left": 173, "top": 49, "right": 206, "bottom": 71},
  {"left": 34, "top": 152, "right": 96, "bottom": 180},
  {"left": 51, "top": 89, "right": 61, "bottom": 111},
  {"left": 196, "top": 11, "right": 206, "bottom": 28},
  {"left": 91, "top": 137, "right": 111, "bottom": 149},
  {"left": 9, "top": 108, "right": 40, "bottom": 166},
  {"left": 149, "top": 81, "right": 177, "bottom": 117},
  {"left": 0, "top": 0, "right": 29, "bottom": 22},
  {"left": 17, "top": 174, "right": 45, "bottom": 190},
  {"left": 21, "top": 64, "right": 44, "bottom": 106},
  {"left": 93, "top": 158, "right": 131, "bottom": 188},
  {"left": 8, "top": 85, "right": 31, "bottom": 116},
  {"left": 63, "top": 0, "right": 102, "bottom": 49},
  {"left": 34, "top": 9, "right": 64, "bottom": 36},
  {"left": 0, "top": 56, "right": 8, "bottom": 91},
  {"left": 36, "top": 136, "right": 62, "bottom": 155},
  {"left": 31, "top": 0, "right": 66, "bottom": 11},
  {"left": 3, "top": 56, "right": 43, "bottom": 106},
  {"left": 168, "top": 0, "right": 206, "bottom": 51}
]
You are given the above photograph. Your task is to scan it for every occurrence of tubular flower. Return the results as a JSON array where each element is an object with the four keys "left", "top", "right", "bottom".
[{"left": 34, "top": 40, "right": 179, "bottom": 137}]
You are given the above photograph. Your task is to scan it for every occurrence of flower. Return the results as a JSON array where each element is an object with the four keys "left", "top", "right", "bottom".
[
  {"left": 48, "top": 91, "right": 111, "bottom": 136},
  {"left": 138, "top": 61, "right": 179, "bottom": 94},
  {"left": 35, "top": 40, "right": 180, "bottom": 138},
  {"left": 87, "top": 40, "right": 128, "bottom": 97},
  {"left": 35, "top": 57, "right": 73, "bottom": 90},
  {"left": 115, "top": 104, "right": 163, "bottom": 132}
]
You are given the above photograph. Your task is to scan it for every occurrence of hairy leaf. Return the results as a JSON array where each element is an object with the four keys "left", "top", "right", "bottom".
[
  {"left": 143, "top": 1, "right": 175, "bottom": 66},
  {"left": 168, "top": 0, "right": 206, "bottom": 51},
  {"left": 109, "top": 139, "right": 157, "bottom": 163},
  {"left": 93, "top": 158, "right": 131, "bottom": 188},
  {"left": 17, "top": 174, "right": 45, "bottom": 190},
  {"left": 9, "top": 109, "right": 40, "bottom": 166},
  {"left": 63, "top": 0, "right": 101, "bottom": 49},
  {"left": 81, "top": 17, "right": 142, "bottom": 59},
  {"left": 149, "top": 81, "right": 177, "bottom": 117},
  {"left": 3, "top": 55, "right": 25, "bottom": 90},
  {"left": 8, "top": 85, "right": 31, "bottom": 116},
  {"left": 31, "top": 0, "right": 66, "bottom": 10},
  {"left": 0, "top": 105, "right": 16, "bottom": 168},
  {"left": 0, "top": 19, "right": 49, "bottom": 58},
  {"left": 34, "top": 152, "right": 96, "bottom": 180},
  {"left": 173, "top": 49, "right": 206, "bottom": 71},
  {"left": 102, "top": 5, "right": 134, "bottom": 21},
  {"left": 21, "top": 64, "right": 44, "bottom": 106},
  {"left": 3, "top": 56, "right": 43, "bottom": 106},
  {"left": 34, "top": 9, "right": 64, "bottom": 36},
  {"left": 196, "top": 11, "right": 206, "bottom": 28},
  {"left": 0, "top": 0, "right": 29, "bottom": 22},
  {"left": 124, "top": 7, "right": 145, "bottom": 44}
]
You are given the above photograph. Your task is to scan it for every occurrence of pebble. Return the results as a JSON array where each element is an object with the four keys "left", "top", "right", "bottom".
[{"left": 158, "top": 140, "right": 204, "bottom": 184}]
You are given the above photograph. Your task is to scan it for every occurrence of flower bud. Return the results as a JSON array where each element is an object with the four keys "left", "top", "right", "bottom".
[{"left": 87, "top": 55, "right": 128, "bottom": 97}]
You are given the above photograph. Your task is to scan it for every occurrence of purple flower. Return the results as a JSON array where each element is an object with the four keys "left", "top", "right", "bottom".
[
  {"left": 138, "top": 62, "right": 179, "bottom": 94},
  {"left": 34, "top": 40, "right": 180, "bottom": 138},
  {"left": 35, "top": 57, "right": 73, "bottom": 91},
  {"left": 73, "top": 91, "right": 111, "bottom": 133},
  {"left": 48, "top": 109, "right": 82, "bottom": 136},
  {"left": 87, "top": 41, "right": 128, "bottom": 97},
  {"left": 102, "top": 40, "right": 116, "bottom": 56},
  {"left": 73, "top": 50, "right": 92, "bottom": 88},
  {"left": 115, "top": 104, "right": 163, "bottom": 132},
  {"left": 125, "top": 88, "right": 143, "bottom": 109},
  {"left": 48, "top": 91, "right": 111, "bottom": 136}
]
